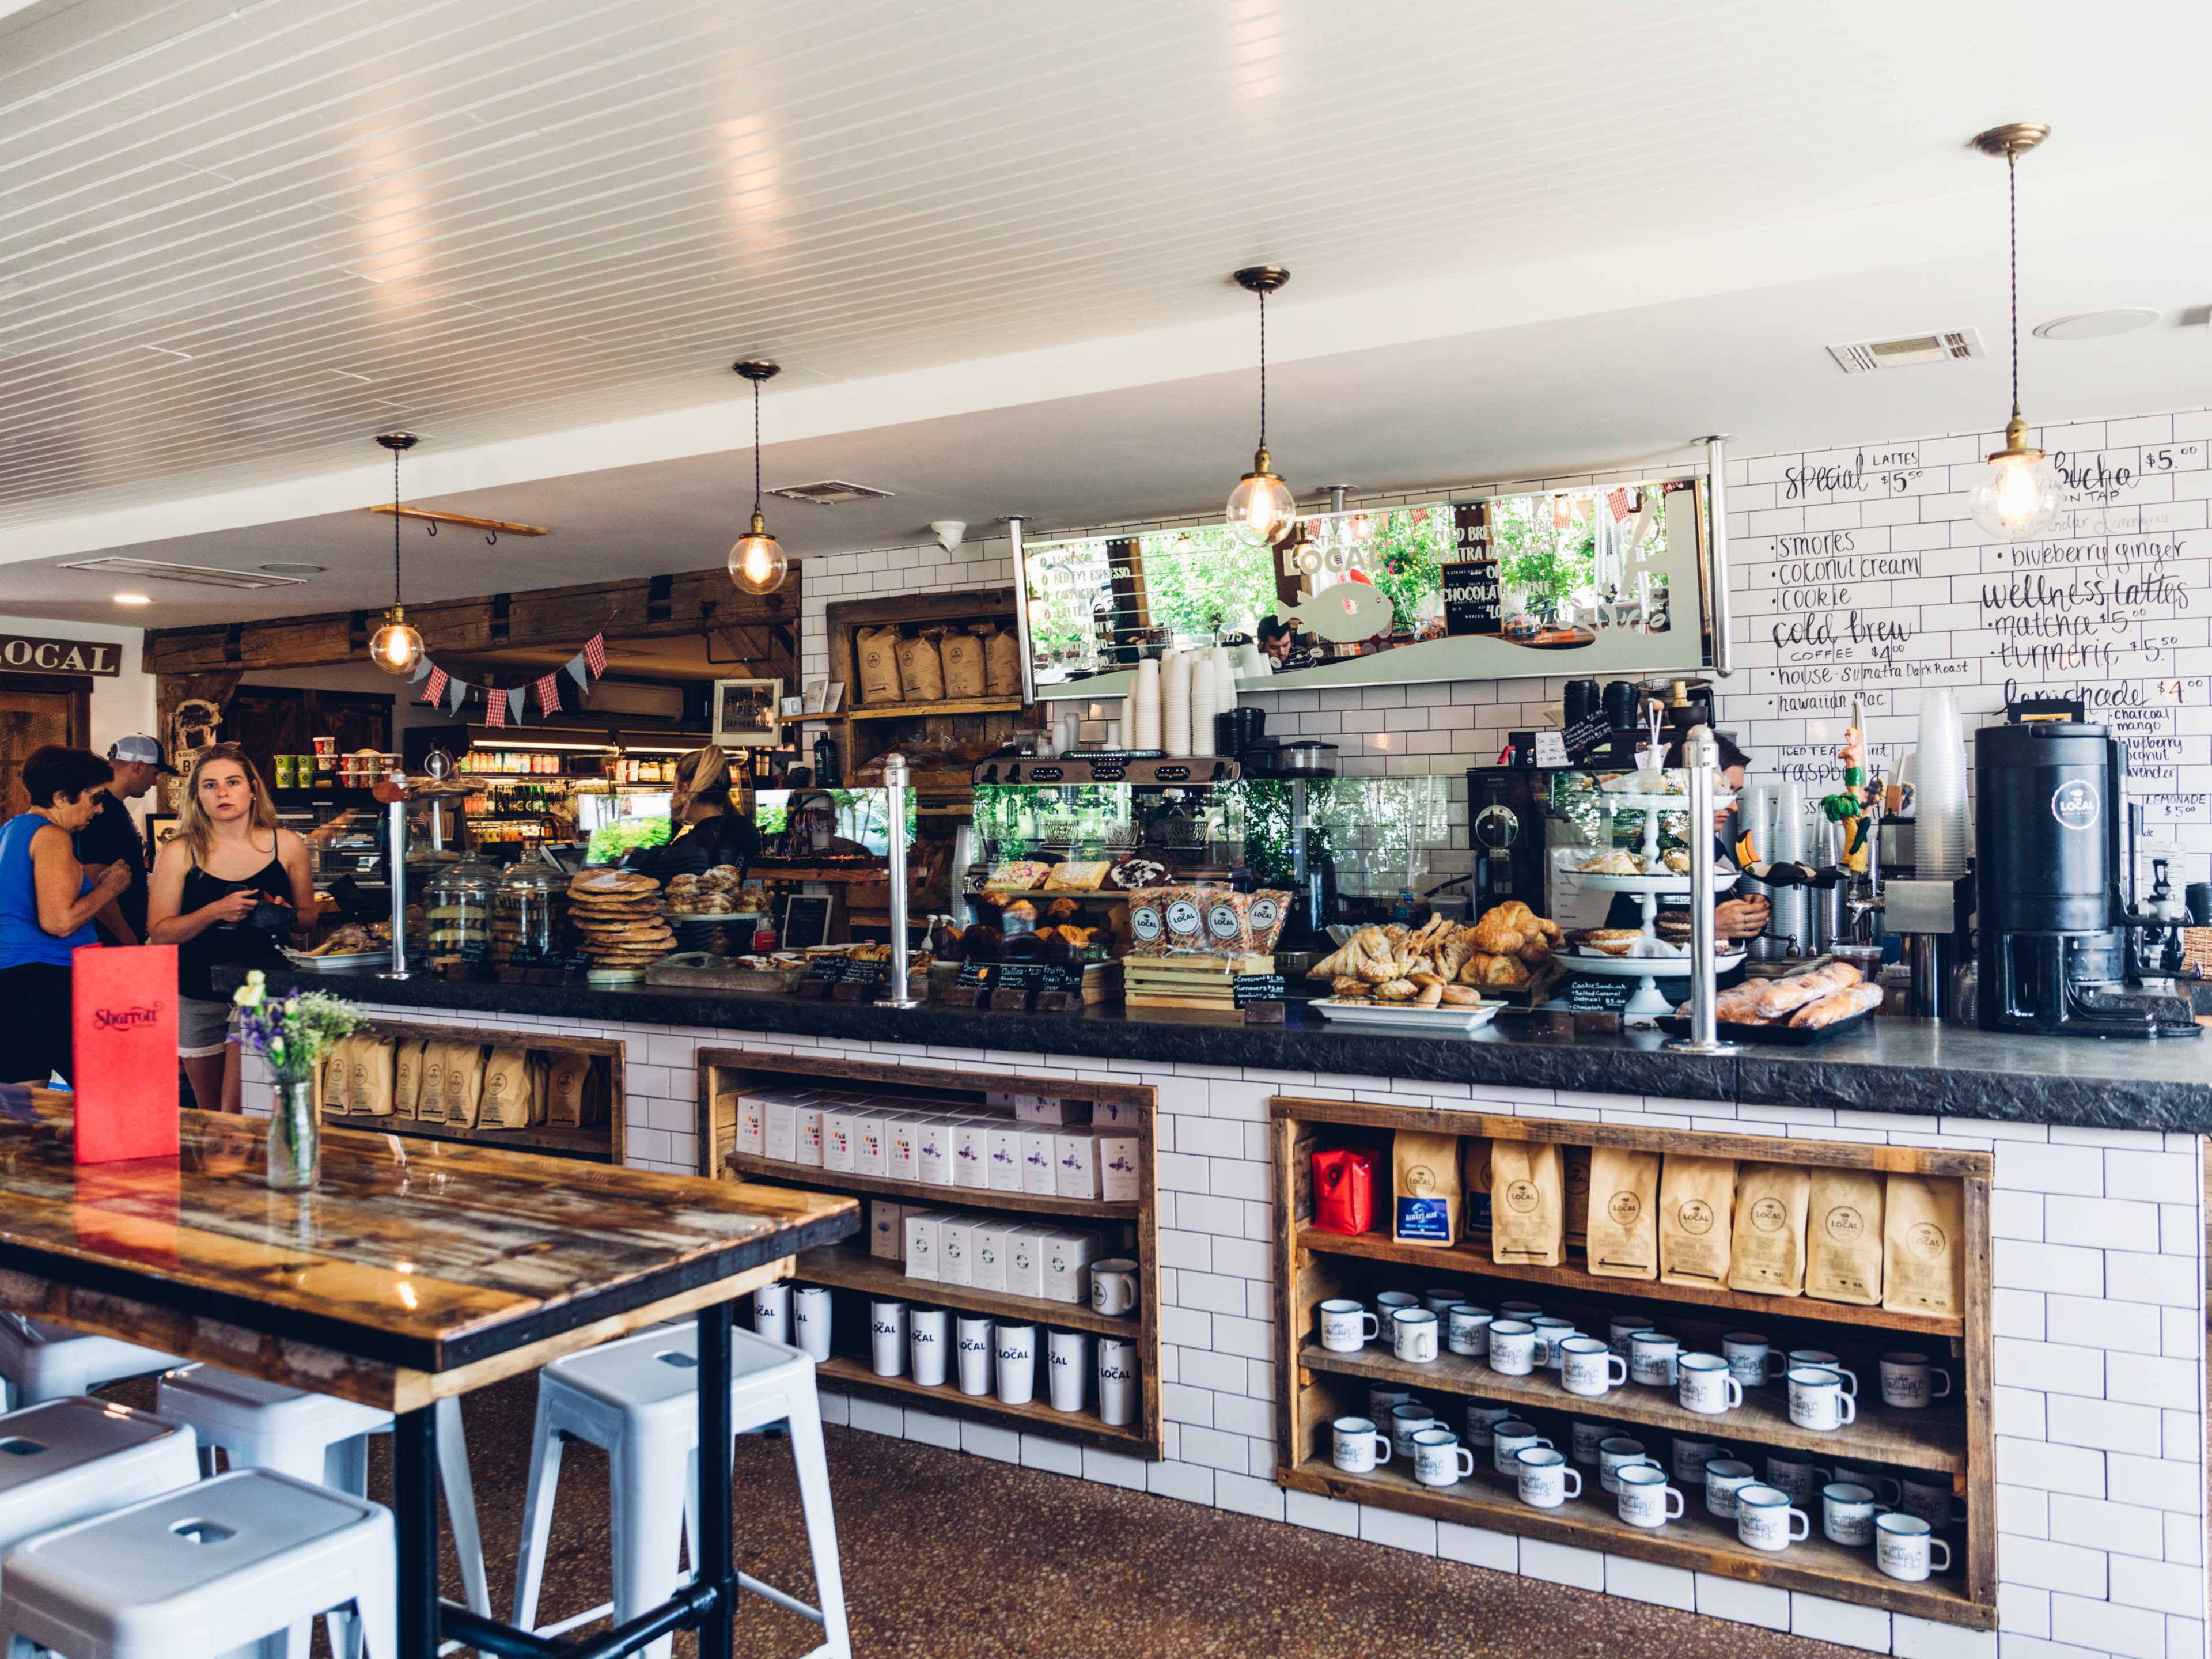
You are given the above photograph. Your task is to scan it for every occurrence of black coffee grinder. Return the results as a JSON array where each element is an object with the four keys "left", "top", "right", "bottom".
[{"left": 1974, "top": 711, "right": 2198, "bottom": 1039}]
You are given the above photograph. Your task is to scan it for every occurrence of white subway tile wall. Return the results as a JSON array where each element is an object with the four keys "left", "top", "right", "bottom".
[{"left": 330, "top": 1005, "right": 2209, "bottom": 1659}]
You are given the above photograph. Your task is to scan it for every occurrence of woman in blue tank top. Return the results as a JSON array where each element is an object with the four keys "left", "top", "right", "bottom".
[{"left": 0, "top": 747, "right": 135, "bottom": 1084}]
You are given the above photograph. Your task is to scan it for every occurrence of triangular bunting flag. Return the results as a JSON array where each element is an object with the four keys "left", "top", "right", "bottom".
[
  {"left": 448, "top": 677, "right": 469, "bottom": 715},
  {"left": 408, "top": 653, "right": 433, "bottom": 684},
  {"left": 536, "top": 672, "right": 562, "bottom": 715},
  {"left": 485, "top": 686, "right": 506, "bottom": 729},
  {"left": 422, "top": 666, "right": 449, "bottom": 707},
  {"left": 506, "top": 685, "right": 528, "bottom": 727},
  {"left": 584, "top": 632, "right": 607, "bottom": 676},
  {"left": 565, "top": 653, "right": 589, "bottom": 694}
]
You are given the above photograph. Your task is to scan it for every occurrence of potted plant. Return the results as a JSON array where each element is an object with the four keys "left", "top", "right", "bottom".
[{"left": 230, "top": 970, "right": 362, "bottom": 1190}]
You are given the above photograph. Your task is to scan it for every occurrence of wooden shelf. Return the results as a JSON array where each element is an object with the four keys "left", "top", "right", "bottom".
[
  {"left": 334, "top": 1113, "right": 611, "bottom": 1161},
  {"left": 1297, "top": 1226, "right": 1964, "bottom": 1340},
  {"left": 846, "top": 696, "right": 1024, "bottom": 722},
  {"left": 797, "top": 1244, "right": 1141, "bottom": 1338},
  {"left": 1282, "top": 1457, "right": 1988, "bottom": 1630},
  {"left": 730, "top": 1153, "right": 1140, "bottom": 1220},
  {"left": 1297, "top": 1343, "right": 1963, "bottom": 1475},
  {"left": 816, "top": 1355, "right": 1150, "bottom": 1455}
]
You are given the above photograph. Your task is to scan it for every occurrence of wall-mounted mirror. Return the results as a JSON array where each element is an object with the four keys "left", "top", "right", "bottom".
[{"left": 1019, "top": 472, "right": 1718, "bottom": 700}]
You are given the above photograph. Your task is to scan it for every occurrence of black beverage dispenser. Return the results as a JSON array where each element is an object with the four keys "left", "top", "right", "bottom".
[{"left": 1974, "top": 717, "right": 2197, "bottom": 1038}]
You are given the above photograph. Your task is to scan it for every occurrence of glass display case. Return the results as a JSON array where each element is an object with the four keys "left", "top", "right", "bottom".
[
  {"left": 423, "top": 856, "right": 497, "bottom": 968},
  {"left": 493, "top": 861, "right": 567, "bottom": 965}
]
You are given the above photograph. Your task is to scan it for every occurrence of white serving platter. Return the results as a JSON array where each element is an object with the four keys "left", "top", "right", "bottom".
[{"left": 1310, "top": 998, "right": 1506, "bottom": 1036}]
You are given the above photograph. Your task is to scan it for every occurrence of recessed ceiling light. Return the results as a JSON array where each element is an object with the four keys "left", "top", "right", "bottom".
[
  {"left": 112, "top": 593, "right": 151, "bottom": 605},
  {"left": 259, "top": 562, "right": 327, "bottom": 575},
  {"left": 2033, "top": 308, "right": 2161, "bottom": 342}
]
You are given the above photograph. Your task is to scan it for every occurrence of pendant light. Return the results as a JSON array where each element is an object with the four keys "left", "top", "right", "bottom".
[
  {"left": 368, "top": 433, "right": 424, "bottom": 676},
  {"left": 729, "top": 359, "right": 788, "bottom": 594},
  {"left": 1968, "top": 123, "right": 2059, "bottom": 541},
  {"left": 1225, "top": 266, "right": 1297, "bottom": 547}
]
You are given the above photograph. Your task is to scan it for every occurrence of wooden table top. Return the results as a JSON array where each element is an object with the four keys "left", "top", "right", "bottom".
[{"left": 0, "top": 1093, "right": 857, "bottom": 1379}]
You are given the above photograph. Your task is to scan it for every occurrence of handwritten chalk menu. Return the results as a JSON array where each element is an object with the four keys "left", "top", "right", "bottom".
[
  {"left": 1443, "top": 502, "right": 1503, "bottom": 637},
  {"left": 1731, "top": 418, "right": 2212, "bottom": 843},
  {"left": 782, "top": 894, "right": 835, "bottom": 950}
]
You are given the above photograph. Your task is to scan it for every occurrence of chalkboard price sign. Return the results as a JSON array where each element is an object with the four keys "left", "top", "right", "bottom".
[
  {"left": 992, "top": 962, "right": 1046, "bottom": 993},
  {"left": 1566, "top": 975, "right": 1636, "bottom": 1013},
  {"left": 1444, "top": 503, "right": 1502, "bottom": 638},
  {"left": 956, "top": 961, "right": 995, "bottom": 988},
  {"left": 1561, "top": 710, "right": 1615, "bottom": 762},
  {"left": 782, "top": 894, "right": 835, "bottom": 950},
  {"left": 1231, "top": 973, "right": 1287, "bottom": 1007}
]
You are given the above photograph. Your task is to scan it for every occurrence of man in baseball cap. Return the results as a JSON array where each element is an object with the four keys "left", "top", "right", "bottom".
[{"left": 78, "top": 735, "right": 176, "bottom": 945}]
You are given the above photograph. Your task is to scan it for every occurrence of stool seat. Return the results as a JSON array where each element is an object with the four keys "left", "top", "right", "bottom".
[
  {"left": 0, "top": 1468, "right": 395, "bottom": 1659},
  {"left": 0, "top": 1399, "right": 199, "bottom": 1555},
  {"left": 154, "top": 1366, "right": 388, "bottom": 1444},
  {"left": 0, "top": 1319, "right": 180, "bottom": 1411},
  {"left": 552, "top": 1323, "right": 805, "bottom": 1415}
]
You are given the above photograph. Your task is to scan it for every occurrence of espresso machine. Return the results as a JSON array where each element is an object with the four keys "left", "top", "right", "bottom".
[{"left": 1973, "top": 713, "right": 2198, "bottom": 1039}]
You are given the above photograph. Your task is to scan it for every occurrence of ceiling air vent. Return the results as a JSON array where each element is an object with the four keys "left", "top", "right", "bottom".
[
  {"left": 766, "top": 480, "right": 895, "bottom": 506},
  {"left": 1825, "top": 329, "right": 1985, "bottom": 374},
  {"left": 59, "top": 556, "right": 309, "bottom": 590}
]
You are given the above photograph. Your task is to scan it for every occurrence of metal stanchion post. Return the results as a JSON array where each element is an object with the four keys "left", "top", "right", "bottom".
[
  {"left": 876, "top": 753, "right": 921, "bottom": 1009},
  {"left": 1666, "top": 725, "right": 1738, "bottom": 1055}
]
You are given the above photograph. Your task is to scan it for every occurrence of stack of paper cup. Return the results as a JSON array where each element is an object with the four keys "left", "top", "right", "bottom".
[
  {"left": 1213, "top": 648, "right": 1238, "bottom": 723},
  {"left": 1132, "top": 660, "right": 1162, "bottom": 753},
  {"left": 1189, "top": 645, "right": 1218, "bottom": 756},
  {"left": 1161, "top": 649, "right": 1192, "bottom": 756},
  {"left": 1914, "top": 689, "right": 1969, "bottom": 880}
]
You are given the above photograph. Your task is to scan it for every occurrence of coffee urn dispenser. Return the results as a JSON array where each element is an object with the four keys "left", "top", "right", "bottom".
[{"left": 1974, "top": 717, "right": 2196, "bottom": 1039}]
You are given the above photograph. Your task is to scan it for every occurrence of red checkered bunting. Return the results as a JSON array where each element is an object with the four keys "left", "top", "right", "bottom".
[
  {"left": 584, "top": 632, "right": 607, "bottom": 676},
  {"left": 536, "top": 672, "right": 562, "bottom": 715},
  {"left": 422, "top": 666, "right": 448, "bottom": 706},
  {"left": 486, "top": 687, "right": 506, "bottom": 728},
  {"left": 1607, "top": 487, "right": 1632, "bottom": 523}
]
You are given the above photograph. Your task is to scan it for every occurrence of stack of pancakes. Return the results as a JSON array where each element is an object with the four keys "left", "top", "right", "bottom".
[{"left": 566, "top": 869, "right": 673, "bottom": 969}]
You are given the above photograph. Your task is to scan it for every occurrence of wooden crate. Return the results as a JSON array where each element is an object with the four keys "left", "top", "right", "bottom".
[
  {"left": 329, "top": 1020, "right": 623, "bottom": 1163},
  {"left": 1270, "top": 1096, "right": 1997, "bottom": 1631},
  {"left": 1124, "top": 953, "right": 1272, "bottom": 1010}
]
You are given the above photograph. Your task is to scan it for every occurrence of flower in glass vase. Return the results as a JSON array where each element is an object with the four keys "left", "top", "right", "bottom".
[{"left": 230, "top": 971, "right": 363, "bottom": 1190}]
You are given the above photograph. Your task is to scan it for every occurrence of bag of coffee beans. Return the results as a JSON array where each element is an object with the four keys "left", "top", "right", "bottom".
[
  {"left": 898, "top": 632, "right": 946, "bottom": 702},
  {"left": 349, "top": 1037, "right": 396, "bottom": 1118},
  {"left": 940, "top": 630, "right": 987, "bottom": 699},
  {"left": 1806, "top": 1168, "right": 1885, "bottom": 1305},
  {"left": 1391, "top": 1131, "right": 1461, "bottom": 1246},
  {"left": 479, "top": 1046, "right": 532, "bottom": 1130},
  {"left": 1728, "top": 1162, "right": 1810, "bottom": 1296},
  {"left": 1562, "top": 1145, "right": 1592, "bottom": 1248},
  {"left": 1488, "top": 1141, "right": 1563, "bottom": 1267},
  {"left": 983, "top": 627, "right": 1021, "bottom": 698},
  {"left": 547, "top": 1051, "right": 593, "bottom": 1128},
  {"left": 390, "top": 1040, "right": 427, "bottom": 1119},
  {"left": 1583, "top": 1146, "right": 1660, "bottom": 1279},
  {"left": 320, "top": 1040, "right": 353, "bottom": 1116},
  {"left": 415, "top": 1043, "right": 453, "bottom": 1123},
  {"left": 529, "top": 1055, "right": 551, "bottom": 1126},
  {"left": 855, "top": 626, "right": 904, "bottom": 704},
  {"left": 1460, "top": 1137, "right": 1494, "bottom": 1239},
  {"left": 441, "top": 1044, "right": 486, "bottom": 1128},
  {"left": 1882, "top": 1174, "right": 1964, "bottom": 1319},
  {"left": 1658, "top": 1154, "right": 1736, "bottom": 1289}
]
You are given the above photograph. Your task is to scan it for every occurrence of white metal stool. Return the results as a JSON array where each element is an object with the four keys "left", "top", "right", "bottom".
[
  {"left": 0, "top": 1468, "right": 395, "bottom": 1659},
  {"left": 0, "top": 1319, "right": 180, "bottom": 1411},
  {"left": 154, "top": 1367, "right": 486, "bottom": 1657},
  {"left": 512, "top": 1324, "right": 851, "bottom": 1659},
  {"left": 0, "top": 1399, "right": 199, "bottom": 1559}
]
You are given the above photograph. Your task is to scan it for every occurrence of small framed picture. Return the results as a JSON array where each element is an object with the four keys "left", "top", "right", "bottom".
[
  {"left": 711, "top": 678, "right": 783, "bottom": 748},
  {"left": 822, "top": 680, "right": 846, "bottom": 714},
  {"left": 779, "top": 694, "right": 805, "bottom": 718},
  {"left": 142, "top": 811, "right": 181, "bottom": 861}
]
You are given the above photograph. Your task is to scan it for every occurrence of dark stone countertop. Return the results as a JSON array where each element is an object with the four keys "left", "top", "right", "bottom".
[{"left": 240, "top": 967, "right": 2212, "bottom": 1135}]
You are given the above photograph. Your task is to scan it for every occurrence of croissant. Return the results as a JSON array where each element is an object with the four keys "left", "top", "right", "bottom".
[
  {"left": 1375, "top": 978, "right": 1419, "bottom": 1001},
  {"left": 1517, "top": 937, "right": 1554, "bottom": 968},
  {"left": 1331, "top": 976, "right": 1371, "bottom": 999},
  {"left": 1480, "top": 953, "right": 1532, "bottom": 988},
  {"left": 1408, "top": 970, "right": 1445, "bottom": 988},
  {"left": 1471, "top": 917, "right": 1524, "bottom": 955}
]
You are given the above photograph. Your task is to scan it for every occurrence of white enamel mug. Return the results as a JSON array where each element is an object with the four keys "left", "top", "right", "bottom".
[
  {"left": 1516, "top": 1446, "right": 1581, "bottom": 1509},
  {"left": 1374, "top": 1291, "right": 1420, "bottom": 1337},
  {"left": 1389, "top": 1402, "right": 1437, "bottom": 1461},
  {"left": 1464, "top": 1402, "right": 1512, "bottom": 1448},
  {"left": 1570, "top": 1419, "right": 1610, "bottom": 1465},
  {"left": 1900, "top": 1474, "right": 1968, "bottom": 1532},
  {"left": 1607, "top": 1315, "right": 1654, "bottom": 1355},
  {"left": 995, "top": 1323, "right": 1037, "bottom": 1406},
  {"left": 1499, "top": 1300, "right": 1543, "bottom": 1322},
  {"left": 1831, "top": 1463, "right": 1903, "bottom": 1506},
  {"left": 908, "top": 1306, "right": 949, "bottom": 1387},
  {"left": 1875, "top": 1512, "right": 1953, "bottom": 1581},
  {"left": 1089, "top": 1258, "right": 1139, "bottom": 1318},
  {"left": 1822, "top": 1482, "right": 1893, "bottom": 1547},
  {"left": 1787, "top": 1349, "right": 1858, "bottom": 1395},
  {"left": 1703, "top": 1459, "right": 1759, "bottom": 1518},
  {"left": 1413, "top": 1427, "right": 1476, "bottom": 1488},
  {"left": 1787, "top": 1365, "right": 1858, "bottom": 1432},
  {"left": 1391, "top": 1306, "right": 1440, "bottom": 1365},
  {"left": 1677, "top": 1353, "right": 1744, "bottom": 1415},
  {"left": 1671, "top": 1435, "right": 1732, "bottom": 1487},
  {"left": 1616, "top": 1463, "right": 1685, "bottom": 1528},
  {"left": 869, "top": 1300, "right": 909, "bottom": 1378},
  {"left": 1530, "top": 1316, "right": 1577, "bottom": 1370},
  {"left": 1331, "top": 1415, "right": 1391, "bottom": 1474},
  {"left": 1446, "top": 1305, "right": 1493, "bottom": 1357},
  {"left": 1559, "top": 1336, "right": 1628, "bottom": 1398},
  {"left": 1491, "top": 1419, "right": 1551, "bottom": 1478},
  {"left": 1486, "top": 1320, "right": 1537, "bottom": 1376},
  {"left": 1628, "top": 1330, "right": 1679, "bottom": 1387},
  {"left": 1722, "top": 1331, "right": 1779, "bottom": 1389},
  {"left": 1421, "top": 1287, "right": 1463, "bottom": 1315},
  {"left": 1736, "top": 1484, "right": 1810, "bottom": 1552},
  {"left": 1368, "top": 1385, "right": 1414, "bottom": 1421},
  {"left": 1317, "top": 1298, "right": 1378, "bottom": 1354},
  {"left": 1878, "top": 1350, "right": 1953, "bottom": 1410},
  {"left": 1598, "top": 1436, "right": 1658, "bottom": 1495}
]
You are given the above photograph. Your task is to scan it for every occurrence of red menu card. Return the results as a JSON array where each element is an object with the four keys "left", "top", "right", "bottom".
[{"left": 71, "top": 946, "right": 180, "bottom": 1164}]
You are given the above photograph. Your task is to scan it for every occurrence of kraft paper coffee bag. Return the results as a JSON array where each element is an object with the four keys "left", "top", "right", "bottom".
[
  {"left": 855, "top": 626, "right": 904, "bottom": 704},
  {"left": 1488, "top": 1141, "right": 1563, "bottom": 1267},
  {"left": 940, "top": 630, "right": 986, "bottom": 699},
  {"left": 1391, "top": 1131, "right": 1461, "bottom": 1246},
  {"left": 320, "top": 1040, "right": 353, "bottom": 1116},
  {"left": 479, "top": 1047, "right": 532, "bottom": 1130},
  {"left": 1806, "top": 1168, "right": 1885, "bottom": 1305},
  {"left": 1883, "top": 1174, "right": 1965, "bottom": 1319},
  {"left": 1728, "top": 1161, "right": 1810, "bottom": 1296},
  {"left": 983, "top": 627, "right": 1022, "bottom": 698},
  {"left": 350, "top": 1037, "right": 396, "bottom": 1119},
  {"left": 390, "top": 1040, "right": 426, "bottom": 1120},
  {"left": 1460, "top": 1137, "right": 1494, "bottom": 1238},
  {"left": 548, "top": 1051, "right": 593, "bottom": 1128},
  {"left": 898, "top": 632, "right": 946, "bottom": 702},
  {"left": 1583, "top": 1146, "right": 1660, "bottom": 1279},
  {"left": 1658, "top": 1154, "right": 1737, "bottom": 1290},
  {"left": 1562, "top": 1145, "right": 1592, "bottom": 1248},
  {"left": 441, "top": 1044, "right": 486, "bottom": 1128},
  {"left": 415, "top": 1043, "right": 454, "bottom": 1124}
]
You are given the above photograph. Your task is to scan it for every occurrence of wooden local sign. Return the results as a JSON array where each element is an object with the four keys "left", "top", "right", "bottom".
[{"left": 0, "top": 633, "right": 125, "bottom": 677}]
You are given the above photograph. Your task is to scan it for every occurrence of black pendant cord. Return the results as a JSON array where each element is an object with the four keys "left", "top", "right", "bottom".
[
  {"left": 752, "top": 379, "right": 763, "bottom": 514},
  {"left": 392, "top": 444, "right": 403, "bottom": 608},
  {"left": 2008, "top": 147, "right": 2020, "bottom": 421},
  {"left": 1257, "top": 285, "right": 1267, "bottom": 453}
]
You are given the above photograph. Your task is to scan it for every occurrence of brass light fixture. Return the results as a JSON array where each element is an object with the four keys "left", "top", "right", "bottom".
[
  {"left": 1225, "top": 266, "right": 1297, "bottom": 547},
  {"left": 368, "top": 433, "right": 425, "bottom": 676},
  {"left": 1968, "top": 123, "right": 2060, "bottom": 541},
  {"left": 729, "top": 359, "right": 788, "bottom": 594}
]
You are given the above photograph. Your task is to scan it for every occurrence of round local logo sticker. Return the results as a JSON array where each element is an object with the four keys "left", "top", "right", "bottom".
[
  {"left": 1505, "top": 1179, "right": 1540, "bottom": 1214},
  {"left": 2051, "top": 778, "right": 2100, "bottom": 832},
  {"left": 1607, "top": 1191, "right": 1643, "bottom": 1226},
  {"left": 1907, "top": 1221, "right": 1948, "bottom": 1260},
  {"left": 1825, "top": 1205, "right": 1865, "bottom": 1242},
  {"left": 1130, "top": 904, "right": 1164, "bottom": 943},
  {"left": 1751, "top": 1196, "right": 1789, "bottom": 1233},
  {"left": 1164, "top": 899, "right": 1203, "bottom": 940},
  {"left": 1676, "top": 1199, "right": 1715, "bottom": 1236}
]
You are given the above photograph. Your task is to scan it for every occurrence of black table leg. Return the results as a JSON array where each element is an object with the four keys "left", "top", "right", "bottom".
[
  {"left": 395, "top": 1402, "right": 442, "bottom": 1659},
  {"left": 697, "top": 1298, "right": 735, "bottom": 1659}
]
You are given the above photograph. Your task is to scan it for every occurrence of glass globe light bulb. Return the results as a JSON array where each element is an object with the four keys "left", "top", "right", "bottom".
[
  {"left": 368, "top": 609, "right": 423, "bottom": 676},
  {"left": 1969, "top": 423, "right": 2060, "bottom": 540},
  {"left": 728, "top": 510, "right": 787, "bottom": 594},
  {"left": 1290, "top": 539, "right": 1322, "bottom": 577},
  {"left": 1226, "top": 446, "right": 1297, "bottom": 548}
]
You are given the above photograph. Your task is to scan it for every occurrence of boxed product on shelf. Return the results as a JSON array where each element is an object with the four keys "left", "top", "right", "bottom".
[
  {"left": 1099, "top": 1135, "right": 1141, "bottom": 1203},
  {"left": 725, "top": 1091, "right": 766, "bottom": 1156},
  {"left": 916, "top": 1116, "right": 956, "bottom": 1185},
  {"left": 974, "top": 1220, "right": 1013, "bottom": 1291},
  {"left": 1093, "top": 1099, "right": 1141, "bottom": 1128},
  {"left": 887, "top": 1115, "right": 924, "bottom": 1180},
  {"left": 941, "top": 1214, "right": 979, "bottom": 1286},
  {"left": 1010, "top": 1093, "right": 1090, "bottom": 1127},
  {"left": 1055, "top": 1130, "right": 1099, "bottom": 1200},
  {"left": 1042, "top": 1229, "right": 1099, "bottom": 1303},
  {"left": 764, "top": 1096, "right": 798, "bottom": 1162},
  {"left": 793, "top": 1102, "right": 825, "bottom": 1168},
  {"left": 952, "top": 1121, "right": 992, "bottom": 1188},
  {"left": 855, "top": 1107, "right": 894, "bottom": 1176},
  {"left": 903, "top": 1210, "right": 947, "bottom": 1281},
  {"left": 1020, "top": 1130, "right": 1058, "bottom": 1196},
  {"left": 987, "top": 1126, "right": 1024, "bottom": 1191},
  {"left": 823, "top": 1108, "right": 857, "bottom": 1172},
  {"left": 869, "top": 1200, "right": 904, "bottom": 1260},
  {"left": 1006, "top": 1224, "right": 1052, "bottom": 1297}
]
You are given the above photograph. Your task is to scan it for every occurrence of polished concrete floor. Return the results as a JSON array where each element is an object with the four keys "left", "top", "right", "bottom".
[{"left": 118, "top": 1370, "right": 1874, "bottom": 1659}]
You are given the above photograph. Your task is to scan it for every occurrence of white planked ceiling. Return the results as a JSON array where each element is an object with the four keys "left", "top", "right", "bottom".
[{"left": 1, "top": 0, "right": 2210, "bottom": 619}]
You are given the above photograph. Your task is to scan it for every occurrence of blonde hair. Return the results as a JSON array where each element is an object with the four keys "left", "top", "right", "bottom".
[
  {"left": 672, "top": 744, "right": 732, "bottom": 816},
  {"left": 177, "top": 743, "right": 280, "bottom": 863}
]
